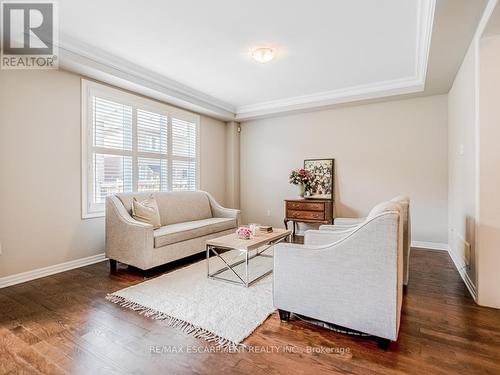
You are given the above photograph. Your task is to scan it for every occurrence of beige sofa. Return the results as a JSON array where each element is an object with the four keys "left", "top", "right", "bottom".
[{"left": 105, "top": 191, "right": 240, "bottom": 271}]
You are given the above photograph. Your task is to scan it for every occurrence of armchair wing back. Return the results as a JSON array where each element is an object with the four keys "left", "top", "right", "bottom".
[
  {"left": 325, "top": 196, "right": 411, "bottom": 286},
  {"left": 390, "top": 196, "right": 411, "bottom": 285}
]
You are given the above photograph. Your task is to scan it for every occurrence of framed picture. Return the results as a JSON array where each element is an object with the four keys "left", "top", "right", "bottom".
[{"left": 304, "top": 159, "right": 334, "bottom": 200}]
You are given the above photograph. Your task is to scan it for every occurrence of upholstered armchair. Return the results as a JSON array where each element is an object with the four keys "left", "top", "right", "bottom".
[
  {"left": 322, "top": 196, "right": 411, "bottom": 285},
  {"left": 273, "top": 202, "right": 403, "bottom": 347}
]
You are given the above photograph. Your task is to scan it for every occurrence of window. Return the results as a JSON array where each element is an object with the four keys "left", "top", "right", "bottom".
[{"left": 82, "top": 80, "right": 200, "bottom": 218}]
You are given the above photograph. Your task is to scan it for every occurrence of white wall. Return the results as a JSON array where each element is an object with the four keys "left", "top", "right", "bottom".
[
  {"left": 240, "top": 95, "right": 449, "bottom": 244},
  {"left": 446, "top": 0, "right": 500, "bottom": 308},
  {"left": 477, "top": 34, "right": 500, "bottom": 307},
  {"left": 448, "top": 41, "right": 478, "bottom": 287},
  {"left": 0, "top": 69, "right": 228, "bottom": 278}
]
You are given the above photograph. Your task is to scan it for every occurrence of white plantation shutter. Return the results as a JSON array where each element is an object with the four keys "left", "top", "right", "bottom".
[
  {"left": 172, "top": 160, "right": 196, "bottom": 191},
  {"left": 172, "top": 117, "right": 196, "bottom": 157},
  {"left": 82, "top": 80, "right": 199, "bottom": 217},
  {"left": 93, "top": 154, "right": 133, "bottom": 203},
  {"left": 91, "top": 97, "right": 134, "bottom": 208},
  {"left": 93, "top": 97, "right": 133, "bottom": 150},
  {"left": 136, "top": 108, "right": 169, "bottom": 192},
  {"left": 137, "top": 109, "right": 168, "bottom": 154},
  {"left": 137, "top": 157, "right": 168, "bottom": 192}
]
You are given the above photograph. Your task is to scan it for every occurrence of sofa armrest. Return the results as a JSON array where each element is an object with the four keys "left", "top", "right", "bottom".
[
  {"left": 304, "top": 229, "right": 353, "bottom": 246},
  {"left": 319, "top": 224, "right": 358, "bottom": 231},
  {"left": 105, "top": 196, "right": 154, "bottom": 269},
  {"left": 108, "top": 195, "right": 154, "bottom": 229},
  {"left": 205, "top": 192, "right": 241, "bottom": 226},
  {"left": 334, "top": 217, "right": 365, "bottom": 225}
]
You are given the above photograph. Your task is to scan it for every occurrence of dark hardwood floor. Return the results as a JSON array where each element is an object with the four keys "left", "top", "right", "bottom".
[{"left": 1, "top": 247, "right": 500, "bottom": 374}]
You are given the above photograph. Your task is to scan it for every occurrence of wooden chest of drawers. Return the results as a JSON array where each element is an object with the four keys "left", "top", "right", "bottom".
[{"left": 284, "top": 199, "right": 334, "bottom": 236}]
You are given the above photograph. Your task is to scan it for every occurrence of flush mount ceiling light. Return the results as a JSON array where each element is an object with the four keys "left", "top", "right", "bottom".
[{"left": 252, "top": 47, "right": 275, "bottom": 63}]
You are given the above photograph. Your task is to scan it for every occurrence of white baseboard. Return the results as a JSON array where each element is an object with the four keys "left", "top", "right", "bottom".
[
  {"left": 447, "top": 248, "right": 478, "bottom": 302},
  {"left": 0, "top": 253, "right": 107, "bottom": 289},
  {"left": 411, "top": 241, "right": 449, "bottom": 251}
]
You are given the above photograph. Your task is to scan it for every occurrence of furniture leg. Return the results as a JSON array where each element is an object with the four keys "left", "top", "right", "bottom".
[
  {"left": 209, "top": 247, "right": 246, "bottom": 285},
  {"left": 377, "top": 338, "right": 391, "bottom": 351},
  {"left": 206, "top": 245, "right": 210, "bottom": 277},
  {"left": 293, "top": 221, "right": 296, "bottom": 236},
  {"left": 109, "top": 259, "right": 117, "bottom": 273},
  {"left": 142, "top": 268, "right": 154, "bottom": 279},
  {"left": 284, "top": 219, "right": 288, "bottom": 230},
  {"left": 245, "top": 250, "right": 249, "bottom": 287},
  {"left": 278, "top": 309, "right": 291, "bottom": 321}
]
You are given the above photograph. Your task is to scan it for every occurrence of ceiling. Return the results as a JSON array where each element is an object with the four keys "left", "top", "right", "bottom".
[{"left": 58, "top": 0, "right": 487, "bottom": 120}]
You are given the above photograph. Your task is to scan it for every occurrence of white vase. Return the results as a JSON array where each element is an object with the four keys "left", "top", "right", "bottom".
[{"left": 298, "top": 184, "right": 305, "bottom": 198}]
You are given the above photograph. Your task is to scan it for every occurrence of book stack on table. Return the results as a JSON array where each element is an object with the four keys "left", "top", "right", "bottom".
[{"left": 259, "top": 226, "right": 273, "bottom": 233}]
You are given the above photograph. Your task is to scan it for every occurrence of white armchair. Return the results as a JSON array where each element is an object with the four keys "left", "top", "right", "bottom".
[
  {"left": 273, "top": 202, "right": 403, "bottom": 347},
  {"left": 322, "top": 196, "right": 411, "bottom": 285}
]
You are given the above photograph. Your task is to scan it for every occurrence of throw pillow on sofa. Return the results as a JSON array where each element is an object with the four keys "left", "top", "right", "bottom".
[{"left": 132, "top": 195, "right": 161, "bottom": 229}]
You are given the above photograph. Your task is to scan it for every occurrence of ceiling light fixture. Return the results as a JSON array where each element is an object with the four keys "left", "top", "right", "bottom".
[{"left": 252, "top": 47, "right": 275, "bottom": 63}]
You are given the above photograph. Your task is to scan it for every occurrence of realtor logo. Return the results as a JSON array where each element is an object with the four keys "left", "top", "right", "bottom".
[{"left": 1, "top": 1, "right": 58, "bottom": 69}]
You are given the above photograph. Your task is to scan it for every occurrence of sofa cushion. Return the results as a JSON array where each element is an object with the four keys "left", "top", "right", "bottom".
[
  {"left": 131, "top": 195, "right": 161, "bottom": 229},
  {"left": 155, "top": 191, "right": 212, "bottom": 226},
  {"left": 115, "top": 191, "right": 213, "bottom": 226},
  {"left": 153, "top": 217, "right": 237, "bottom": 248}
]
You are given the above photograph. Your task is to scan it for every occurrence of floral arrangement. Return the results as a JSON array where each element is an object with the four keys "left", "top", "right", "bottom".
[
  {"left": 289, "top": 168, "right": 311, "bottom": 186},
  {"left": 236, "top": 226, "right": 252, "bottom": 240}
]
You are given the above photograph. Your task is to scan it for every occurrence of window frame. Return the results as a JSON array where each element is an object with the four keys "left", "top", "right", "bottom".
[{"left": 81, "top": 79, "right": 201, "bottom": 219}]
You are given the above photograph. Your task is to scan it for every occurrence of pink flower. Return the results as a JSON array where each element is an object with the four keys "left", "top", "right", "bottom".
[
  {"left": 236, "top": 227, "right": 252, "bottom": 239},
  {"left": 289, "top": 168, "right": 311, "bottom": 185}
]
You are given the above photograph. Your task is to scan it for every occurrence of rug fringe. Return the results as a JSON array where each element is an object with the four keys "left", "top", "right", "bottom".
[{"left": 106, "top": 294, "right": 243, "bottom": 351}]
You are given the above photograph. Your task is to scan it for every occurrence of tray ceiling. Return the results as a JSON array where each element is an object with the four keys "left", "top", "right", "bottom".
[{"left": 59, "top": 0, "right": 436, "bottom": 119}]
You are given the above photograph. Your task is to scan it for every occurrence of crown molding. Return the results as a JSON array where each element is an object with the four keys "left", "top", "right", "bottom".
[
  {"left": 58, "top": 35, "right": 236, "bottom": 121},
  {"left": 235, "top": 76, "right": 425, "bottom": 120},
  {"left": 416, "top": 0, "right": 436, "bottom": 81}
]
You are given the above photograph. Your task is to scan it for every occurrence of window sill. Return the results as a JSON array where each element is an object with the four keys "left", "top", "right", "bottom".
[{"left": 82, "top": 212, "right": 105, "bottom": 219}]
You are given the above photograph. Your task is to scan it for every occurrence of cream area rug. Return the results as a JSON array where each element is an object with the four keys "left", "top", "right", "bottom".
[{"left": 106, "top": 249, "right": 275, "bottom": 349}]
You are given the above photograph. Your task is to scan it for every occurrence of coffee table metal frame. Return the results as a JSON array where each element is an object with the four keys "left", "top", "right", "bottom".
[{"left": 206, "top": 233, "right": 291, "bottom": 287}]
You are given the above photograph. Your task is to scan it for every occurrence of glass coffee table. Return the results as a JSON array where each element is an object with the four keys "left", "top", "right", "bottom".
[{"left": 206, "top": 228, "right": 292, "bottom": 287}]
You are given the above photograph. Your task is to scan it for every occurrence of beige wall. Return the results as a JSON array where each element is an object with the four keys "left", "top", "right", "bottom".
[
  {"left": 448, "top": 40, "right": 478, "bottom": 286},
  {"left": 200, "top": 115, "right": 228, "bottom": 206},
  {"left": 225, "top": 122, "right": 241, "bottom": 209},
  {"left": 0, "top": 69, "right": 227, "bottom": 278},
  {"left": 240, "top": 95, "right": 449, "bottom": 244},
  {"left": 477, "top": 34, "right": 500, "bottom": 307}
]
